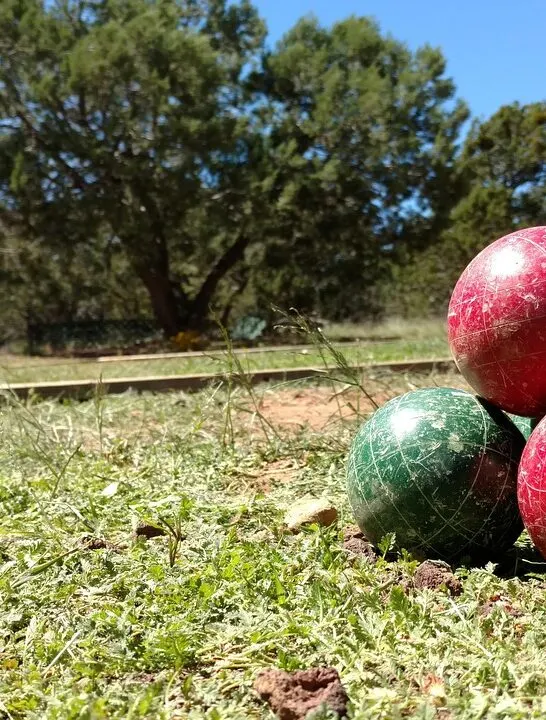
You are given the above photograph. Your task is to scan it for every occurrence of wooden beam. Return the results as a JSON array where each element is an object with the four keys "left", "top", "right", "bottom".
[
  {"left": 0, "top": 359, "right": 456, "bottom": 401},
  {"left": 95, "top": 338, "right": 402, "bottom": 363}
]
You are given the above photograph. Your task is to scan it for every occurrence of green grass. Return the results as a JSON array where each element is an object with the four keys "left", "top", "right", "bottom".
[
  {"left": 325, "top": 317, "right": 446, "bottom": 342},
  {"left": 0, "top": 338, "right": 449, "bottom": 385},
  {"left": 1, "top": 372, "right": 546, "bottom": 719}
]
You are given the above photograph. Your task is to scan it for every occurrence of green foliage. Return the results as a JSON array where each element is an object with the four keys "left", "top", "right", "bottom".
[
  {"left": 2, "top": 386, "right": 546, "bottom": 717},
  {"left": 385, "top": 102, "right": 546, "bottom": 317},
  {"left": 247, "top": 16, "right": 468, "bottom": 320},
  {"left": 0, "top": 0, "right": 265, "bottom": 335},
  {"left": 464, "top": 102, "right": 546, "bottom": 192},
  {"left": 0, "top": 2, "right": 544, "bottom": 339},
  {"left": 0, "top": 229, "right": 150, "bottom": 345}
]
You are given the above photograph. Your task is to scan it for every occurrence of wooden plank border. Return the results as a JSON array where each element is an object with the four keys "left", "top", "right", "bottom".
[
  {"left": 94, "top": 338, "right": 403, "bottom": 362},
  {"left": 0, "top": 359, "right": 456, "bottom": 401}
]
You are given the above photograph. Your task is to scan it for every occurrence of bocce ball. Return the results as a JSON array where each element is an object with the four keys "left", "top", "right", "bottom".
[
  {"left": 346, "top": 387, "right": 525, "bottom": 561},
  {"left": 508, "top": 414, "right": 539, "bottom": 441},
  {"left": 448, "top": 226, "right": 546, "bottom": 418},
  {"left": 517, "top": 415, "right": 546, "bottom": 560}
]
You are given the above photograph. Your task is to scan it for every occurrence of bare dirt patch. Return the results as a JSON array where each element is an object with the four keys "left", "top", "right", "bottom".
[
  {"left": 246, "top": 372, "right": 471, "bottom": 434},
  {"left": 242, "top": 457, "right": 302, "bottom": 493},
  {"left": 248, "top": 387, "right": 387, "bottom": 432},
  {"left": 254, "top": 666, "right": 348, "bottom": 720}
]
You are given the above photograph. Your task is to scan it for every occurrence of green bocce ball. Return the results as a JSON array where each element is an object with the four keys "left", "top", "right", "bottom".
[
  {"left": 508, "top": 414, "right": 541, "bottom": 441},
  {"left": 346, "top": 387, "right": 525, "bottom": 561}
]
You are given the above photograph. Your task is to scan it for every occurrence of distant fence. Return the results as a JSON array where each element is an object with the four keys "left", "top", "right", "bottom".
[
  {"left": 25, "top": 313, "right": 274, "bottom": 355},
  {"left": 27, "top": 318, "right": 162, "bottom": 355}
]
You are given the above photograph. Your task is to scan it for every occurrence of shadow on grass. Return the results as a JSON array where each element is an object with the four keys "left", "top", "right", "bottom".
[
  {"left": 390, "top": 535, "right": 546, "bottom": 580},
  {"left": 493, "top": 538, "right": 546, "bottom": 580}
]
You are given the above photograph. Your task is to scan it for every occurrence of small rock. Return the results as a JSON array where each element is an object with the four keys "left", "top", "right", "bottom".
[
  {"left": 133, "top": 523, "right": 167, "bottom": 540},
  {"left": 254, "top": 666, "right": 348, "bottom": 720},
  {"left": 79, "top": 535, "right": 118, "bottom": 551},
  {"left": 342, "top": 525, "right": 377, "bottom": 562},
  {"left": 413, "top": 560, "right": 462, "bottom": 596},
  {"left": 284, "top": 499, "right": 338, "bottom": 532}
]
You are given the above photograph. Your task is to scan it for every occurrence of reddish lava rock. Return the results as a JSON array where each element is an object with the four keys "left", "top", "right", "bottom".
[
  {"left": 253, "top": 667, "right": 348, "bottom": 720},
  {"left": 342, "top": 525, "right": 377, "bottom": 562},
  {"left": 413, "top": 561, "right": 463, "bottom": 596},
  {"left": 518, "top": 415, "right": 546, "bottom": 559},
  {"left": 448, "top": 226, "right": 546, "bottom": 417}
]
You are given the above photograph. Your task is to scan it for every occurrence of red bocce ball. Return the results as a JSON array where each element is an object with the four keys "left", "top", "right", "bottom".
[
  {"left": 448, "top": 226, "right": 546, "bottom": 417},
  {"left": 518, "top": 415, "right": 546, "bottom": 559}
]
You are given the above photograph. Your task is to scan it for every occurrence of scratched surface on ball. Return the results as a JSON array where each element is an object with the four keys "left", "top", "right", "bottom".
[
  {"left": 517, "top": 415, "right": 546, "bottom": 560},
  {"left": 448, "top": 226, "right": 546, "bottom": 417},
  {"left": 508, "top": 414, "right": 537, "bottom": 441},
  {"left": 346, "top": 387, "right": 524, "bottom": 561}
]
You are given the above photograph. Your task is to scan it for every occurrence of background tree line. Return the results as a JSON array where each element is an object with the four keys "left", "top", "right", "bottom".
[{"left": 1, "top": 0, "right": 545, "bottom": 347}]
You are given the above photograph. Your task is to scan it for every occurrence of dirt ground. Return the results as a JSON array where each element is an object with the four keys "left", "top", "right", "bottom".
[
  {"left": 242, "top": 372, "right": 470, "bottom": 432},
  {"left": 253, "top": 387, "right": 388, "bottom": 431},
  {"left": 247, "top": 373, "right": 470, "bottom": 432}
]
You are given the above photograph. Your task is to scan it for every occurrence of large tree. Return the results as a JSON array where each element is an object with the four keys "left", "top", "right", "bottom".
[
  {"left": 460, "top": 102, "right": 546, "bottom": 228},
  {"left": 0, "top": 5, "right": 477, "bottom": 333},
  {"left": 0, "top": 0, "right": 265, "bottom": 335},
  {"left": 243, "top": 15, "right": 468, "bottom": 320}
]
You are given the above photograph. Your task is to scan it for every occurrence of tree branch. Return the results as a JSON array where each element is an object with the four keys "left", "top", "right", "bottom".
[
  {"left": 190, "top": 233, "right": 250, "bottom": 324},
  {"left": 1, "top": 78, "right": 88, "bottom": 192}
]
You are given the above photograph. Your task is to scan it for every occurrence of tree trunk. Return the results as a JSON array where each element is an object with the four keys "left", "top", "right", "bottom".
[
  {"left": 220, "top": 273, "right": 250, "bottom": 327},
  {"left": 133, "top": 229, "right": 250, "bottom": 336},
  {"left": 138, "top": 267, "right": 181, "bottom": 337},
  {"left": 189, "top": 234, "right": 250, "bottom": 328},
  {"left": 126, "top": 218, "right": 185, "bottom": 336}
]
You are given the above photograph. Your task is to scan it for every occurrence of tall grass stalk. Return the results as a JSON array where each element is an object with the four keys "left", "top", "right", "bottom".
[
  {"left": 213, "top": 315, "right": 281, "bottom": 447},
  {"left": 274, "top": 307, "right": 380, "bottom": 416}
]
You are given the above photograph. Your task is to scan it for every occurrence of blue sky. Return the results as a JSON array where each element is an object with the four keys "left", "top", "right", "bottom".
[{"left": 253, "top": 0, "right": 546, "bottom": 121}]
